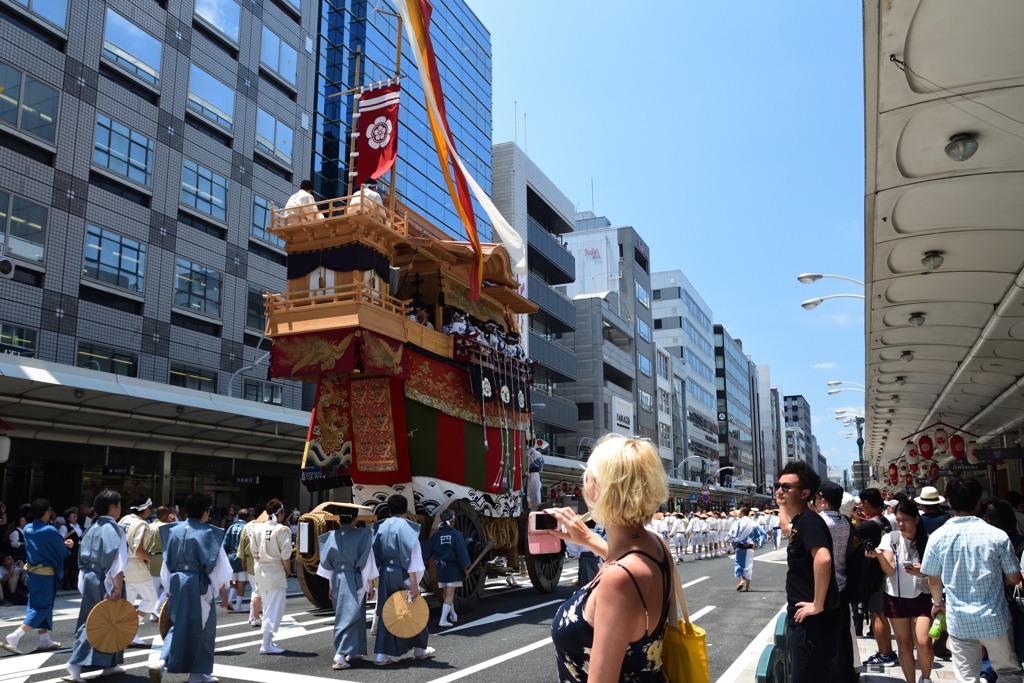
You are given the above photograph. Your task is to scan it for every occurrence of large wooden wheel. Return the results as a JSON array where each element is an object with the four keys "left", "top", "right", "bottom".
[
  {"left": 297, "top": 561, "right": 332, "bottom": 609},
  {"left": 428, "top": 498, "right": 489, "bottom": 614},
  {"left": 519, "top": 508, "right": 565, "bottom": 594}
]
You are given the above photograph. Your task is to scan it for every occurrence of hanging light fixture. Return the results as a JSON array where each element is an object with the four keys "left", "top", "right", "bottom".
[
  {"left": 966, "top": 441, "right": 980, "bottom": 465},
  {"left": 908, "top": 313, "right": 926, "bottom": 327},
  {"left": 921, "top": 251, "right": 944, "bottom": 271},
  {"left": 901, "top": 351, "right": 914, "bottom": 363},
  {"left": 934, "top": 428, "right": 948, "bottom": 449},
  {"left": 895, "top": 376, "right": 907, "bottom": 386},
  {"left": 949, "top": 434, "right": 965, "bottom": 460},
  {"left": 919, "top": 434, "right": 934, "bottom": 460},
  {"left": 944, "top": 133, "right": 979, "bottom": 162}
]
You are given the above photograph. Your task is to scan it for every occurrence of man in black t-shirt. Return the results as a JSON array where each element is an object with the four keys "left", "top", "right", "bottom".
[{"left": 777, "top": 460, "right": 840, "bottom": 683}]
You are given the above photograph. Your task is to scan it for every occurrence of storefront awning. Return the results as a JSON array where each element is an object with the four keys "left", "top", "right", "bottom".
[{"left": 0, "top": 355, "right": 310, "bottom": 462}]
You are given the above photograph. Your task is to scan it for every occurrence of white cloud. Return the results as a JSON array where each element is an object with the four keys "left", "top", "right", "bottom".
[
  {"left": 813, "top": 362, "right": 838, "bottom": 369},
  {"left": 811, "top": 416, "right": 822, "bottom": 425}
]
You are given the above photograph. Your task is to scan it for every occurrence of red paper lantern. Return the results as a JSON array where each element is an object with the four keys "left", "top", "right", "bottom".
[
  {"left": 573, "top": 486, "right": 581, "bottom": 499},
  {"left": 949, "top": 435, "right": 966, "bottom": 460},
  {"left": 562, "top": 481, "right": 569, "bottom": 493},
  {"left": 882, "top": 488, "right": 889, "bottom": 499},
  {"left": 919, "top": 435, "right": 934, "bottom": 460},
  {"left": 909, "top": 462, "right": 919, "bottom": 472},
  {"left": 929, "top": 463, "right": 939, "bottom": 480},
  {"left": 888, "top": 464, "right": 899, "bottom": 479},
  {"left": 550, "top": 488, "right": 558, "bottom": 500},
  {"left": 905, "top": 473, "right": 913, "bottom": 485}
]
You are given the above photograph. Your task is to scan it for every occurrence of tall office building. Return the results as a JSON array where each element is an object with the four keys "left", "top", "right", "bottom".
[
  {"left": 714, "top": 325, "right": 756, "bottom": 486},
  {"left": 562, "top": 213, "right": 658, "bottom": 461},
  {"left": 312, "top": 0, "right": 493, "bottom": 242},
  {"left": 784, "top": 395, "right": 815, "bottom": 465},
  {"left": 0, "top": 0, "right": 318, "bottom": 509},
  {"left": 651, "top": 270, "right": 718, "bottom": 480},
  {"left": 747, "top": 359, "right": 764, "bottom": 488},
  {"left": 759, "top": 380, "right": 783, "bottom": 486},
  {"left": 491, "top": 142, "right": 577, "bottom": 454}
]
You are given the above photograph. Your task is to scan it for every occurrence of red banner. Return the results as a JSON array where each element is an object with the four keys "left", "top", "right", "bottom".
[{"left": 354, "top": 84, "right": 401, "bottom": 186}]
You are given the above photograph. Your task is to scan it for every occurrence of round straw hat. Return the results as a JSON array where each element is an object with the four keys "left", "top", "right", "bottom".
[
  {"left": 86, "top": 598, "right": 138, "bottom": 654},
  {"left": 382, "top": 590, "right": 429, "bottom": 639},
  {"left": 159, "top": 600, "right": 172, "bottom": 639}
]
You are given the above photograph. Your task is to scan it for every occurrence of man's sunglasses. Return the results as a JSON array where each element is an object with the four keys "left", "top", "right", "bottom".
[{"left": 773, "top": 482, "right": 806, "bottom": 493}]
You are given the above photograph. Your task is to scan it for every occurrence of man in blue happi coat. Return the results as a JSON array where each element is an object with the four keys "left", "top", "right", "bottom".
[
  {"left": 371, "top": 494, "right": 434, "bottom": 665},
  {"left": 149, "top": 491, "right": 232, "bottom": 683},
  {"left": 64, "top": 489, "right": 128, "bottom": 683},
  {"left": 3, "top": 498, "right": 73, "bottom": 654},
  {"left": 222, "top": 509, "right": 248, "bottom": 613},
  {"left": 316, "top": 504, "right": 378, "bottom": 670},
  {"left": 425, "top": 509, "right": 470, "bottom": 628}
]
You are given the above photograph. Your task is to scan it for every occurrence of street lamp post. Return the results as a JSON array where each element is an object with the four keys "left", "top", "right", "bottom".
[
  {"left": 797, "top": 273, "right": 866, "bottom": 287},
  {"left": 802, "top": 294, "right": 866, "bottom": 310},
  {"left": 828, "top": 388, "right": 865, "bottom": 395}
]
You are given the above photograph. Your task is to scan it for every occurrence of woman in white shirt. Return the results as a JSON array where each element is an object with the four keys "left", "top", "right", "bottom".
[{"left": 865, "top": 500, "right": 933, "bottom": 683}]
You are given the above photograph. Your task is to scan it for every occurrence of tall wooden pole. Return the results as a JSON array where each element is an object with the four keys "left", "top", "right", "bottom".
[
  {"left": 346, "top": 45, "right": 363, "bottom": 198},
  {"left": 383, "top": 11, "right": 403, "bottom": 220}
]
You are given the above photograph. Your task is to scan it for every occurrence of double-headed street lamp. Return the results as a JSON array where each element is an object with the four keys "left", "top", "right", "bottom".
[{"left": 797, "top": 273, "right": 865, "bottom": 310}]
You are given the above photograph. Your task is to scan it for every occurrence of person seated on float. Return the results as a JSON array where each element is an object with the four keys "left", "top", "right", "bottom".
[
  {"left": 501, "top": 331, "right": 527, "bottom": 362},
  {"left": 407, "top": 303, "right": 434, "bottom": 330},
  {"left": 349, "top": 179, "right": 384, "bottom": 209},
  {"left": 477, "top": 320, "right": 506, "bottom": 351},
  {"left": 283, "top": 180, "right": 324, "bottom": 224},
  {"left": 442, "top": 308, "right": 477, "bottom": 337}
]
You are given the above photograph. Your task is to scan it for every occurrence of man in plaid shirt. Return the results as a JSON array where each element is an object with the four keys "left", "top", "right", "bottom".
[{"left": 921, "top": 478, "right": 1023, "bottom": 683}]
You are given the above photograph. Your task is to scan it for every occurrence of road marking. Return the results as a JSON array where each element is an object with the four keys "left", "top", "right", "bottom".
[
  {"left": 682, "top": 576, "right": 709, "bottom": 588},
  {"left": 690, "top": 605, "right": 716, "bottom": 621},
  {"left": 214, "top": 664, "right": 357, "bottom": 683},
  {"left": 425, "top": 636, "right": 553, "bottom": 683},
  {"left": 0, "top": 652, "right": 55, "bottom": 682},
  {"left": 714, "top": 607, "right": 785, "bottom": 683},
  {"left": 439, "top": 599, "right": 563, "bottom": 634}
]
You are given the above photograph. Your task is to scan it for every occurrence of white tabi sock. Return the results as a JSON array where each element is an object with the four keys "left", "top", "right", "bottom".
[
  {"left": 440, "top": 604, "right": 451, "bottom": 624},
  {"left": 6, "top": 629, "right": 23, "bottom": 647},
  {"left": 66, "top": 665, "right": 82, "bottom": 679},
  {"left": 234, "top": 596, "right": 243, "bottom": 612},
  {"left": 228, "top": 588, "right": 237, "bottom": 605},
  {"left": 38, "top": 632, "right": 55, "bottom": 648},
  {"left": 262, "top": 632, "right": 274, "bottom": 649}
]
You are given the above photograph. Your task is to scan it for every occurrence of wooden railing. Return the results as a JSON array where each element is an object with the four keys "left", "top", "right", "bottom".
[
  {"left": 452, "top": 333, "right": 533, "bottom": 381},
  {"left": 268, "top": 192, "right": 408, "bottom": 239},
  {"left": 264, "top": 281, "right": 410, "bottom": 318}
]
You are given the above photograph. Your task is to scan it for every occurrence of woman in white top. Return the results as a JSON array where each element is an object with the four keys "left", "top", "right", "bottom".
[{"left": 865, "top": 499, "right": 933, "bottom": 683}]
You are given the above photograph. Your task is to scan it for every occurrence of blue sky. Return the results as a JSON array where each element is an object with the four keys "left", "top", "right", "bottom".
[{"left": 470, "top": 1, "right": 867, "bottom": 477}]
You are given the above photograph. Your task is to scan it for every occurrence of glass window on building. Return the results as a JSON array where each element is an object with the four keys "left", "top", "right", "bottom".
[
  {"left": 0, "top": 191, "right": 48, "bottom": 263},
  {"left": 181, "top": 159, "right": 228, "bottom": 221},
  {"left": 102, "top": 9, "right": 162, "bottom": 87},
  {"left": 658, "top": 388, "right": 671, "bottom": 414},
  {"left": 77, "top": 341, "right": 138, "bottom": 376},
  {"left": 243, "top": 378, "right": 282, "bottom": 405},
  {"left": 174, "top": 258, "right": 222, "bottom": 317},
  {"left": 255, "top": 108, "right": 293, "bottom": 164},
  {"left": 659, "top": 422, "right": 672, "bottom": 449},
  {"left": 260, "top": 26, "right": 297, "bottom": 85},
  {"left": 635, "top": 281, "right": 650, "bottom": 309},
  {"left": 93, "top": 114, "right": 154, "bottom": 186},
  {"left": 169, "top": 362, "right": 217, "bottom": 393},
  {"left": 14, "top": 0, "right": 68, "bottom": 29},
  {"left": 657, "top": 351, "right": 670, "bottom": 380},
  {"left": 83, "top": 225, "right": 145, "bottom": 292},
  {"left": 637, "top": 318, "right": 651, "bottom": 343},
  {"left": 638, "top": 354, "right": 652, "bottom": 377},
  {"left": 0, "top": 323, "right": 38, "bottom": 357},
  {"left": 688, "top": 382, "right": 715, "bottom": 409},
  {"left": 639, "top": 389, "right": 653, "bottom": 413},
  {"left": 250, "top": 195, "right": 284, "bottom": 247},
  {"left": 193, "top": 0, "right": 240, "bottom": 42},
  {"left": 0, "top": 62, "right": 59, "bottom": 142},
  {"left": 246, "top": 284, "right": 266, "bottom": 331},
  {"left": 187, "top": 65, "right": 234, "bottom": 131}
]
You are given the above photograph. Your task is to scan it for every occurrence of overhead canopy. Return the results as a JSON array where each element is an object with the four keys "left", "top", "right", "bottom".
[
  {"left": 0, "top": 355, "right": 310, "bottom": 462},
  {"left": 864, "top": 1, "right": 1024, "bottom": 471}
]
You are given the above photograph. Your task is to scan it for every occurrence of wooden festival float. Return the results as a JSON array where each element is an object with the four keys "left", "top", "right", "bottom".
[{"left": 263, "top": 193, "right": 565, "bottom": 611}]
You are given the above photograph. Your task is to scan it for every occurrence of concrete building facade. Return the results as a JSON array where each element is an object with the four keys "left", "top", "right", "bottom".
[
  {"left": 714, "top": 325, "right": 755, "bottom": 487},
  {"left": 784, "top": 394, "right": 815, "bottom": 465},
  {"left": 491, "top": 142, "right": 577, "bottom": 455},
  {"left": 651, "top": 269, "right": 718, "bottom": 480}
]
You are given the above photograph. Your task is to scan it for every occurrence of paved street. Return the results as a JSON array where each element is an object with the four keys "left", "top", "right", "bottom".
[{"left": 0, "top": 546, "right": 788, "bottom": 683}]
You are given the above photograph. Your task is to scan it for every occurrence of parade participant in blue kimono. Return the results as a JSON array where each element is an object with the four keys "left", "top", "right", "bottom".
[
  {"left": 442, "top": 308, "right": 476, "bottom": 337},
  {"left": 3, "top": 499, "right": 73, "bottom": 654},
  {"left": 149, "top": 492, "right": 232, "bottom": 683},
  {"left": 478, "top": 320, "right": 506, "bottom": 350},
  {"left": 222, "top": 509, "right": 248, "bottom": 612},
  {"left": 425, "top": 509, "right": 471, "bottom": 628},
  {"left": 371, "top": 495, "right": 434, "bottom": 665},
  {"left": 316, "top": 505, "right": 378, "bottom": 670},
  {"left": 729, "top": 506, "right": 763, "bottom": 592},
  {"left": 64, "top": 490, "right": 128, "bottom": 683},
  {"left": 501, "top": 331, "right": 528, "bottom": 362}
]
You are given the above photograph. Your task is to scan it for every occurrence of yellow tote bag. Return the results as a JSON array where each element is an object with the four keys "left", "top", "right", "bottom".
[{"left": 662, "top": 549, "right": 710, "bottom": 683}]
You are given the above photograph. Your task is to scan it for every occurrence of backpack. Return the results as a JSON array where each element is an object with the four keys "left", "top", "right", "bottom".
[{"left": 846, "top": 516, "right": 891, "bottom": 604}]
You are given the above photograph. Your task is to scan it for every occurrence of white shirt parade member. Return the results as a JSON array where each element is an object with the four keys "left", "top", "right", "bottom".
[
  {"left": 119, "top": 498, "right": 158, "bottom": 646},
  {"left": 251, "top": 500, "right": 293, "bottom": 654}
]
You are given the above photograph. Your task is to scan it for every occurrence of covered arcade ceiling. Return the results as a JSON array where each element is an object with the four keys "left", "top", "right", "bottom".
[{"left": 864, "top": 0, "right": 1024, "bottom": 472}]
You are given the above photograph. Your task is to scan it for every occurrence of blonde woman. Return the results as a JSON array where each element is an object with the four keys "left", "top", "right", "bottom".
[{"left": 546, "top": 435, "right": 672, "bottom": 683}]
